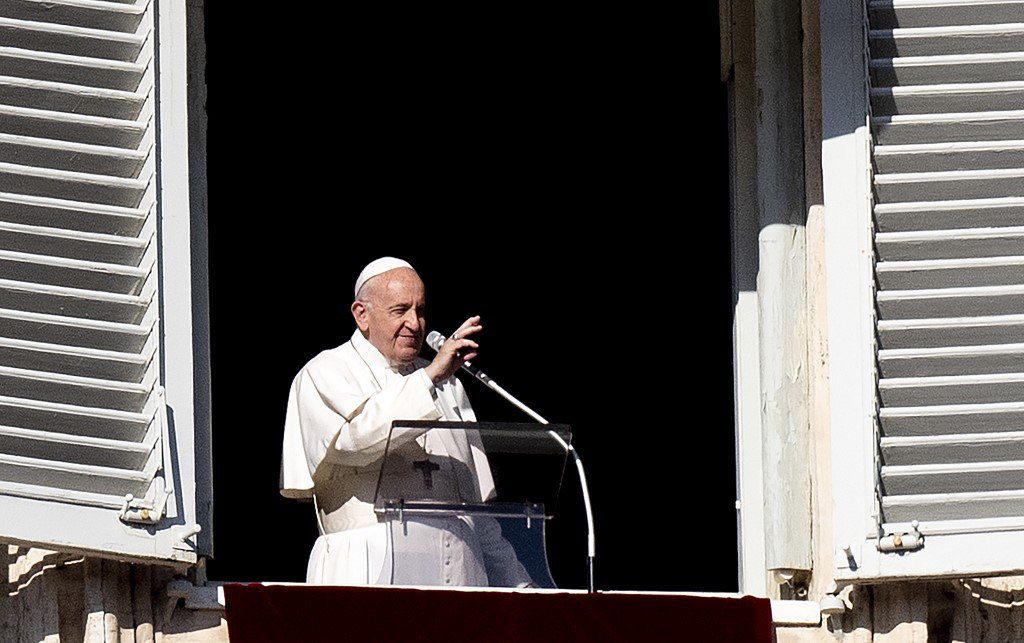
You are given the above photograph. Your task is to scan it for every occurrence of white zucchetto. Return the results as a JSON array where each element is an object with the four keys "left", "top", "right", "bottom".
[{"left": 353, "top": 256, "right": 414, "bottom": 298}]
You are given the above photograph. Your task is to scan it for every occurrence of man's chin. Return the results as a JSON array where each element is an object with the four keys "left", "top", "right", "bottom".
[{"left": 395, "top": 345, "right": 421, "bottom": 363}]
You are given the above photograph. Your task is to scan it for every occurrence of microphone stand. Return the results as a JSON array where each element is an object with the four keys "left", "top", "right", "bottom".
[{"left": 460, "top": 364, "right": 597, "bottom": 594}]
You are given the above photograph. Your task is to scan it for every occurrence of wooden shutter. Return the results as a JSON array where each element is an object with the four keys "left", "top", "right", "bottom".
[
  {"left": 0, "top": 0, "right": 199, "bottom": 563},
  {"left": 869, "top": 0, "right": 1024, "bottom": 540}
]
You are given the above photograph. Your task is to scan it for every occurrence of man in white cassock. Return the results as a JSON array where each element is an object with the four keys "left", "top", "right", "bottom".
[{"left": 280, "top": 257, "right": 535, "bottom": 587}]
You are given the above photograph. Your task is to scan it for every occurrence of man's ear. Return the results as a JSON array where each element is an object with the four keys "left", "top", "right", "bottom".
[{"left": 351, "top": 301, "right": 370, "bottom": 332}]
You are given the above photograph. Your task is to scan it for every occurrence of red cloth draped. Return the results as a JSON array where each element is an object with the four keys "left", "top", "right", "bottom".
[{"left": 223, "top": 584, "right": 775, "bottom": 643}]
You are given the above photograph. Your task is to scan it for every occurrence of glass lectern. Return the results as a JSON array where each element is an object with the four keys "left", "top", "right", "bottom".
[{"left": 372, "top": 420, "right": 571, "bottom": 588}]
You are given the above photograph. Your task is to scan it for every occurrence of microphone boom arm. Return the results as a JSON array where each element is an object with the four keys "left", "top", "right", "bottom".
[{"left": 426, "top": 331, "right": 598, "bottom": 593}]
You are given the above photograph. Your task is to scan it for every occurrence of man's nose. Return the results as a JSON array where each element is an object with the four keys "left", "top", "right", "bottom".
[{"left": 402, "top": 311, "right": 422, "bottom": 330}]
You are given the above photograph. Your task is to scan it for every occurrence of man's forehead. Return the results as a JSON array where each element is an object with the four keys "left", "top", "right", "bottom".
[{"left": 375, "top": 269, "right": 425, "bottom": 302}]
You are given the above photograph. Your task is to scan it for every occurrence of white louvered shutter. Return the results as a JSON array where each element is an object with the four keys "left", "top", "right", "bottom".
[
  {"left": 0, "top": 0, "right": 203, "bottom": 564},
  {"left": 868, "top": 0, "right": 1024, "bottom": 564}
]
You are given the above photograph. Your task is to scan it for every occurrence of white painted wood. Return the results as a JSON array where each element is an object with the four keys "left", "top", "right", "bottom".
[
  {"left": 879, "top": 341, "right": 1024, "bottom": 377},
  {"left": 0, "top": 307, "right": 154, "bottom": 352},
  {"left": 0, "top": 192, "right": 149, "bottom": 235},
  {"left": 881, "top": 430, "right": 1024, "bottom": 465},
  {"left": 886, "top": 407, "right": 1024, "bottom": 437},
  {"left": 820, "top": 0, "right": 880, "bottom": 582},
  {"left": 0, "top": 132, "right": 149, "bottom": 177},
  {"left": 0, "top": 0, "right": 201, "bottom": 563},
  {"left": 879, "top": 371, "right": 1024, "bottom": 405},
  {"left": 874, "top": 139, "right": 1024, "bottom": 172},
  {"left": 154, "top": 0, "right": 206, "bottom": 545},
  {"left": 0, "top": 480, "right": 141, "bottom": 509},
  {"left": 875, "top": 196, "right": 1024, "bottom": 232},
  {"left": 871, "top": 51, "right": 1024, "bottom": 86},
  {"left": 868, "top": 0, "right": 1024, "bottom": 30},
  {"left": 875, "top": 226, "right": 1024, "bottom": 261},
  {"left": 735, "top": 291, "right": 766, "bottom": 595},
  {"left": 0, "top": 45, "right": 148, "bottom": 89},
  {"left": 874, "top": 167, "right": 1024, "bottom": 201},
  {"left": 876, "top": 284, "right": 1024, "bottom": 318},
  {"left": 0, "top": 104, "right": 147, "bottom": 148},
  {"left": 870, "top": 23, "right": 1024, "bottom": 57},
  {"left": 0, "top": 161, "right": 149, "bottom": 207},
  {"left": 755, "top": 0, "right": 813, "bottom": 576},
  {"left": 872, "top": 81, "right": 1024, "bottom": 117},
  {"left": 0, "top": 16, "right": 147, "bottom": 61},
  {"left": 724, "top": 0, "right": 767, "bottom": 596},
  {"left": 0, "top": 74, "right": 148, "bottom": 120},
  {"left": 0, "top": 0, "right": 149, "bottom": 35},
  {"left": 872, "top": 109, "right": 1024, "bottom": 144}
]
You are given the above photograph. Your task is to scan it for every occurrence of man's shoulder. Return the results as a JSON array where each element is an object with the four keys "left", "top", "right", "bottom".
[{"left": 298, "top": 341, "right": 357, "bottom": 375}]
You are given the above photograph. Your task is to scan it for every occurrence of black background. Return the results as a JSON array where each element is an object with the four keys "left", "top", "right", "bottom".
[{"left": 203, "top": 7, "right": 735, "bottom": 592}]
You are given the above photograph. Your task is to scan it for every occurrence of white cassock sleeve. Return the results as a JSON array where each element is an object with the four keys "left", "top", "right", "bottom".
[
  {"left": 306, "top": 365, "right": 440, "bottom": 470},
  {"left": 280, "top": 349, "right": 442, "bottom": 498}
]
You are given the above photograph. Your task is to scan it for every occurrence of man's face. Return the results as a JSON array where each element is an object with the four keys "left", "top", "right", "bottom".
[{"left": 353, "top": 268, "right": 426, "bottom": 365}]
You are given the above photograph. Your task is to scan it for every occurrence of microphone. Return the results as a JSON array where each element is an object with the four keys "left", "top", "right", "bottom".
[{"left": 426, "top": 330, "right": 491, "bottom": 383}]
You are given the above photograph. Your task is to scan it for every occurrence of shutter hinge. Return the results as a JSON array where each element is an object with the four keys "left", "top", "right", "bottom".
[
  {"left": 877, "top": 520, "right": 923, "bottom": 553},
  {"left": 119, "top": 477, "right": 171, "bottom": 524},
  {"left": 120, "top": 386, "right": 172, "bottom": 524}
]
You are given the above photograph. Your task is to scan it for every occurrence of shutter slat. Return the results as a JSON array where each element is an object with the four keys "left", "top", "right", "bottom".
[
  {"left": 874, "top": 139, "right": 1024, "bottom": 172},
  {"left": 868, "top": 1, "right": 1024, "bottom": 30},
  {"left": 882, "top": 460, "right": 1024, "bottom": 495},
  {"left": 0, "top": 46, "right": 147, "bottom": 91},
  {"left": 875, "top": 226, "right": 1024, "bottom": 260},
  {"left": 882, "top": 489, "right": 1024, "bottom": 522},
  {"left": 878, "top": 313, "right": 1024, "bottom": 348},
  {"left": 0, "top": 260, "right": 144, "bottom": 295},
  {"left": 0, "top": 132, "right": 149, "bottom": 177},
  {"left": 0, "top": 336, "right": 151, "bottom": 382},
  {"left": 0, "top": 105, "right": 147, "bottom": 149},
  {"left": 0, "top": 0, "right": 148, "bottom": 35},
  {"left": 0, "top": 307, "right": 151, "bottom": 352},
  {"left": 0, "top": 193, "right": 148, "bottom": 236},
  {"left": 873, "top": 84, "right": 1024, "bottom": 117},
  {"left": 876, "top": 256, "right": 1024, "bottom": 289},
  {"left": 0, "top": 17, "right": 146, "bottom": 61},
  {"left": 873, "top": 110, "right": 1024, "bottom": 144},
  {"left": 880, "top": 372, "right": 1024, "bottom": 405},
  {"left": 871, "top": 52, "right": 1024, "bottom": 87},
  {"left": 877, "top": 284, "right": 1024, "bottom": 317},
  {"left": 882, "top": 430, "right": 1024, "bottom": 465},
  {"left": 879, "top": 401, "right": 1024, "bottom": 436},
  {"left": 0, "top": 219, "right": 149, "bottom": 257},
  {"left": 0, "top": 480, "right": 134, "bottom": 509},
  {"left": 876, "top": 197, "right": 1024, "bottom": 231},
  {"left": 0, "top": 394, "right": 151, "bottom": 441},
  {"left": 0, "top": 364, "right": 151, "bottom": 411},
  {"left": 0, "top": 452, "right": 152, "bottom": 496},
  {"left": 0, "top": 161, "right": 149, "bottom": 207},
  {"left": 870, "top": 23, "right": 1024, "bottom": 57},
  {"left": 874, "top": 168, "right": 1024, "bottom": 201},
  {"left": 0, "top": 75, "right": 147, "bottom": 119},
  {"left": 0, "top": 423, "right": 152, "bottom": 469},
  {"left": 0, "top": 278, "right": 150, "bottom": 322},
  {"left": 879, "top": 342, "right": 1024, "bottom": 377}
]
